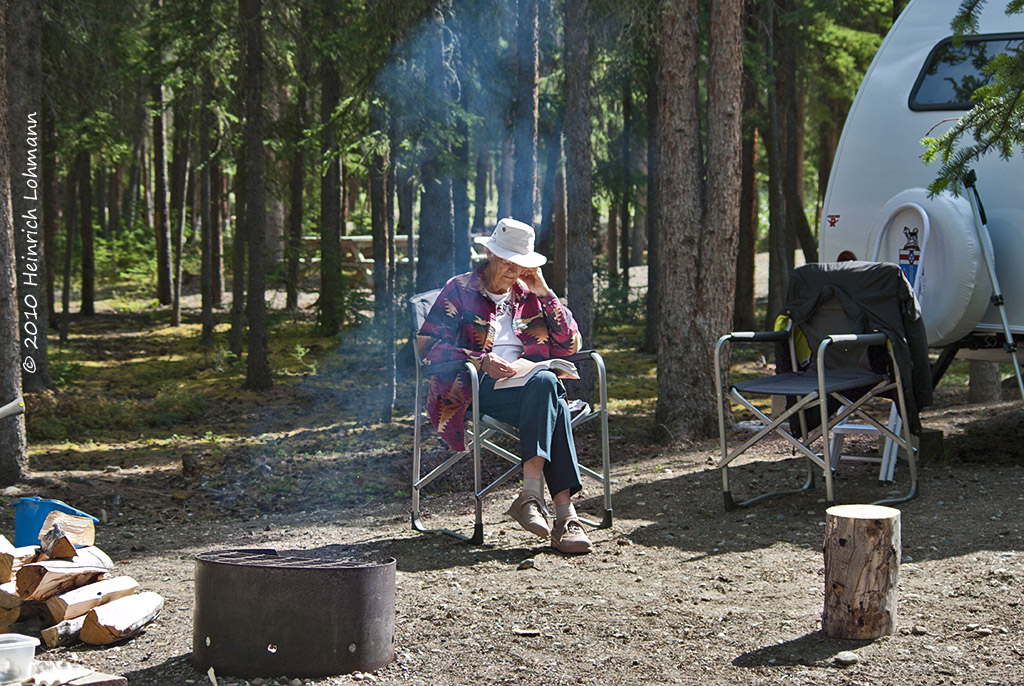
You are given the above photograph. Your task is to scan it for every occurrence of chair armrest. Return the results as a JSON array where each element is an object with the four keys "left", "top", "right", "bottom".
[
  {"left": 824, "top": 332, "right": 888, "bottom": 346},
  {"left": 564, "top": 350, "right": 598, "bottom": 363},
  {"left": 722, "top": 330, "right": 790, "bottom": 343}
]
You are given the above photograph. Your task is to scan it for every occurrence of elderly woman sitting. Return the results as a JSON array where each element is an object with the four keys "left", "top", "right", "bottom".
[{"left": 417, "top": 218, "right": 592, "bottom": 554}]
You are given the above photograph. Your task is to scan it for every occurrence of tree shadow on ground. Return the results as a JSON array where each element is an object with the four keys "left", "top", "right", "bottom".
[
  {"left": 619, "top": 454, "right": 1024, "bottom": 562},
  {"left": 731, "top": 630, "right": 872, "bottom": 667}
]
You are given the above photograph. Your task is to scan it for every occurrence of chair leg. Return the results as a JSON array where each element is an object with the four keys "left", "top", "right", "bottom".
[
  {"left": 470, "top": 497, "right": 484, "bottom": 545},
  {"left": 411, "top": 511, "right": 478, "bottom": 543}
]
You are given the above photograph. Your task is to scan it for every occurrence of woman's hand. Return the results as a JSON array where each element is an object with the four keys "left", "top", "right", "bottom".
[
  {"left": 481, "top": 352, "right": 517, "bottom": 379},
  {"left": 519, "top": 267, "right": 551, "bottom": 298}
]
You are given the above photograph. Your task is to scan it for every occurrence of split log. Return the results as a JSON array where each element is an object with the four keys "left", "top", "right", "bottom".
[
  {"left": 73, "top": 546, "right": 115, "bottom": 570},
  {"left": 822, "top": 504, "right": 901, "bottom": 639},
  {"left": 40, "top": 524, "right": 78, "bottom": 560},
  {"left": 37, "top": 512, "right": 95, "bottom": 547},
  {"left": 41, "top": 614, "right": 87, "bottom": 648},
  {"left": 15, "top": 560, "right": 108, "bottom": 602},
  {"left": 0, "top": 581, "right": 20, "bottom": 610},
  {"left": 0, "top": 545, "right": 46, "bottom": 582},
  {"left": 46, "top": 576, "right": 140, "bottom": 622},
  {"left": 80, "top": 591, "right": 163, "bottom": 646}
]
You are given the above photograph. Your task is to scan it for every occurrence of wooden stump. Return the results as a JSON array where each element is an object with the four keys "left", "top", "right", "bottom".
[{"left": 822, "top": 504, "right": 901, "bottom": 639}]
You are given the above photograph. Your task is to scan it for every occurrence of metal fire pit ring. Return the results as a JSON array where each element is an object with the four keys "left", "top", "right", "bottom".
[{"left": 192, "top": 549, "right": 395, "bottom": 678}]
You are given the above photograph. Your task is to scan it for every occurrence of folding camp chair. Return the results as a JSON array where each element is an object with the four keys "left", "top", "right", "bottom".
[
  {"left": 410, "top": 289, "right": 613, "bottom": 544},
  {"left": 714, "top": 261, "right": 929, "bottom": 510}
]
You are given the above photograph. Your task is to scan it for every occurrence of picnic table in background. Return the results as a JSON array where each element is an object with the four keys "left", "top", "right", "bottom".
[{"left": 300, "top": 234, "right": 415, "bottom": 288}]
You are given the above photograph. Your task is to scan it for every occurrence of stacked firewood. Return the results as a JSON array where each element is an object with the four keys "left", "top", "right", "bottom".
[{"left": 0, "top": 512, "right": 163, "bottom": 648}]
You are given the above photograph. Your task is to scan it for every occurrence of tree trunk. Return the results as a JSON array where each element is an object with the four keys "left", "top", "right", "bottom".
[
  {"left": 285, "top": 141, "right": 304, "bottom": 313},
  {"left": 169, "top": 102, "right": 189, "bottom": 243},
  {"left": 816, "top": 97, "right": 842, "bottom": 233},
  {"left": 512, "top": 0, "right": 539, "bottom": 225},
  {"left": 0, "top": 6, "right": 28, "bottom": 482},
  {"left": 7, "top": 0, "right": 50, "bottom": 389},
  {"left": 265, "top": 89, "right": 286, "bottom": 273},
  {"left": 968, "top": 360, "right": 1002, "bottom": 403},
  {"left": 142, "top": 147, "right": 153, "bottom": 233},
  {"left": 95, "top": 166, "right": 106, "bottom": 239},
  {"left": 370, "top": 102, "right": 389, "bottom": 324},
  {"left": 734, "top": 122, "right": 758, "bottom": 331},
  {"left": 210, "top": 159, "right": 224, "bottom": 306},
  {"left": 552, "top": 166, "right": 567, "bottom": 295},
  {"left": 77, "top": 151, "right": 94, "bottom": 316},
  {"left": 319, "top": 9, "right": 344, "bottom": 335},
  {"left": 151, "top": 0, "right": 172, "bottom": 305},
  {"left": 498, "top": 130, "right": 514, "bottom": 220},
  {"left": 383, "top": 108, "right": 398, "bottom": 424},
  {"left": 538, "top": 123, "right": 562, "bottom": 283},
  {"left": 472, "top": 142, "right": 489, "bottom": 231},
  {"left": 606, "top": 205, "right": 618, "bottom": 284},
  {"left": 241, "top": 0, "right": 270, "bottom": 390},
  {"left": 42, "top": 107, "right": 58, "bottom": 327},
  {"left": 396, "top": 156, "right": 414, "bottom": 298},
  {"left": 229, "top": 164, "right": 246, "bottom": 360},
  {"left": 735, "top": 36, "right": 759, "bottom": 332},
  {"left": 286, "top": 9, "right": 309, "bottom": 313},
  {"left": 416, "top": 5, "right": 455, "bottom": 292},
  {"left": 619, "top": 79, "right": 632, "bottom": 289},
  {"left": 171, "top": 129, "right": 191, "bottom": 327},
  {"left": 108, "top": 163, "right": 122, "bottom": 238},
  {"left": 200, "top": 80, "right": 214, "bottom": 348},
  {"left": 564, "top": 0, "right": 594, "bottom": 398},
  {"left": 642, "top": 30, "right": 660, "bottom": 355},
  {"left": 453, "top": 112, "right": 472, "bottom": 274},
  {"left": 656, "top": 0, "right": 743, "bottom": 440},
  {"left": 60, "top": 161, "right": 77, "bottom": 345},
  {"left": 124, "top": 92, "right": 147, "bottom": 237},
  {"left": 345, "top": 173, "right": 359, "bottom": 229},
  {"left": 763, "top": 0, "right": 788, "bottom": 326},
  {"left": 781, "top": 23, "right": 817, "bottom": 265}
]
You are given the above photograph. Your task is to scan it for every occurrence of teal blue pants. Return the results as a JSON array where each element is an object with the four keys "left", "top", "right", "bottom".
[{"left": 477, "top": 370, "right": 583, "bottom": 496}]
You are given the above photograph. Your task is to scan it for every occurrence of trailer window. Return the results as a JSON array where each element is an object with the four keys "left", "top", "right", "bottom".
[{"left": 910, "top": 34, "right": 1024, "bottom": 111}]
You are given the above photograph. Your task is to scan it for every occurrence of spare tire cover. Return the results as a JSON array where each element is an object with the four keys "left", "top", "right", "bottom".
[{"left": 869, "top": 188, "right": 990, "bottom": 347}]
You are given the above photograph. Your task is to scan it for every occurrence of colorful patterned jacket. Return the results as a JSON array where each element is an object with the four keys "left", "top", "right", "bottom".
[{"left": 417, "top": 264, "right": 582, "bottom": 451}]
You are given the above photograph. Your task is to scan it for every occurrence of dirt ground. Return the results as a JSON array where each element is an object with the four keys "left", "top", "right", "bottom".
[{"left": 8, "top": 388, "right": 1024, "bottom": 686}]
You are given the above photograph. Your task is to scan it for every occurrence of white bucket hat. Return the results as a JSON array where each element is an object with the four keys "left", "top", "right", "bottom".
[{"left": 474, "top": 217, "right": 547, "bottom": 268}]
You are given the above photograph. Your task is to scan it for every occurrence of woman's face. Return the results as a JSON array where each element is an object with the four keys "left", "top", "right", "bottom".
[{"left": 485, "top": 250, "right": 526, "bottom": 291}]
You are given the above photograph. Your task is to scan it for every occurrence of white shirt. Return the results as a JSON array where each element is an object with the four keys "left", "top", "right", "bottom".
[{"left": 484, "top": 288, "right": 524, "bottom": 362}]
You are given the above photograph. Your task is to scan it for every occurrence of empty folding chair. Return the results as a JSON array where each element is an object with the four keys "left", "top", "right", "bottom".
[
  {"left": 410, "top": 289, "right": 613, "bottom": 544},
  {"left": 714, "top": 261, "right": 932, "bottom": 509}
]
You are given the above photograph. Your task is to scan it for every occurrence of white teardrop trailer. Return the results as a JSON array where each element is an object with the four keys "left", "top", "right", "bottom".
[{"left": 820, "top": 0, "right": 1024, "bottom": 390}]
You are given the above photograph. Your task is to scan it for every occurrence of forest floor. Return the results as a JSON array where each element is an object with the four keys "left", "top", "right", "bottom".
[{"left": 6, "top": 286, "right": 1024, "bottom": 686}]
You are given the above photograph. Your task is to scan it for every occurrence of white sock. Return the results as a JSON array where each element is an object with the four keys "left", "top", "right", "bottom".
[
  {"left": 555, "top": 502, "right": 577, "bottom": 523},
  {"left": 522, "top": 477, "right": 543, "bottom": 498}
]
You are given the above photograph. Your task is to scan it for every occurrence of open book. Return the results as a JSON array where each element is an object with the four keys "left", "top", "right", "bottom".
[{"left": 493, "top": 357, "right": 580, "bottom": 390}]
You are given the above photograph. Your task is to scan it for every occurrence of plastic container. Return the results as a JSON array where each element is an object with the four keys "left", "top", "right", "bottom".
[
  {"left": 12, "top": 497, "right": 98, "bottom": 547},
  {"left": 0, "top": 633, "right": 38, "bottom": 681}
]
